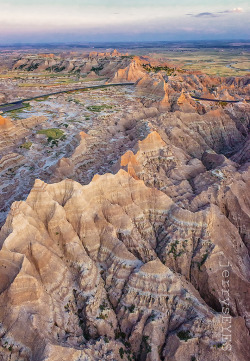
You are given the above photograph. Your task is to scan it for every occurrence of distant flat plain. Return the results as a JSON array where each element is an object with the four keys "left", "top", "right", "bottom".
[{"left": 132, "top": 48, "right": 250, "bottom": 77}]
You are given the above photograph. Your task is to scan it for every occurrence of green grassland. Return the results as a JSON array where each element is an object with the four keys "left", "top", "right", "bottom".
[
  {"left": 86, "top": 104, "right": 113, "bottom": 112},
  {"left": 132, "top": 48, "right": 250, "bottom": 77},
  {"left": 160, "top": 51, "right": 249, "bottom": 76},
  {"left": 37, "top": 128, "right": 64, "bottom": 139}
]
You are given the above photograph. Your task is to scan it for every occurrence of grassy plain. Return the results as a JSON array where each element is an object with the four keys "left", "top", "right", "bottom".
[{"left": 133, "top": 48, "right": 250, "bottom": 77}]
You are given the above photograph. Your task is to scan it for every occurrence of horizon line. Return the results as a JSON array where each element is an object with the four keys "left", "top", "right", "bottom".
[{"left": 0, "top": 39, "right": 250, "bottom": 46}]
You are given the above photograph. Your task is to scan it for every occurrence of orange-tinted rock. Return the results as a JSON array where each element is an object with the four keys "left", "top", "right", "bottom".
[
  {"left": 0, "top": 115, "right": 13, "bottom": 130},
  {"left": 110, "top": 59, "right": 146, "bottom": 83}
]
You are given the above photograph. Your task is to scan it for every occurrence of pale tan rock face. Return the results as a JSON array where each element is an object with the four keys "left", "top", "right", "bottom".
[
  {"left": 52, "top": 131, "right": 91, "bottom": 181},
  {"left": 0, "top": 168, "right": 249, "bottom": 361},
  {"left": 0, "top": 115, "right": 47, "bottom": 152},
  {"left": 135, "top": 73, "right": 172, "bottom": 110},
  {"left": 110, "top": 59, "right": 146, "bottom": 83},
  {"left": 117, "top": 128, "right": 250, "bottom": 336}
]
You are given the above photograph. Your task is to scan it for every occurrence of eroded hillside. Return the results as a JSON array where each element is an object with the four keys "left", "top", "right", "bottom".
[{"left": 0, "top": 49, "right": 249, "bottom": 361}]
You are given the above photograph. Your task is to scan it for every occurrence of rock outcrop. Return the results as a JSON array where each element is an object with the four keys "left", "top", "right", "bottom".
[
  {"left": 0, "top": 49, "right": 249, "bottom": 361},
  {"left": 0, "top": 115, "right": 13, "bottom": 130},
  {"left": 109, "top": 59, "right": 146, "bottom": 83},
  {"left": 0, "top": 170, "right": 249, "bottom": 361},
  {"left": 0, "top": 115, "right": 47, "bottom": 152}
]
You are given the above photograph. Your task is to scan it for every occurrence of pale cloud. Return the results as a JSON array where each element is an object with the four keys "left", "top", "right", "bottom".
[
  {"left": 232, "top": 7, "right": 243, "bottom": 12},
  {"left": 219, "top": 7, "right": 244, "bottom": 13}
]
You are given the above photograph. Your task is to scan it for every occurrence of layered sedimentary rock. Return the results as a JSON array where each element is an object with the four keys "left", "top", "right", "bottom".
[
  {"left": 0, "top": 152, "right": 26, "bottom": 173},
  {"left": 109, "top": 58, "right": 249, "bottom": 111},
  {"left": 0, "top": 115, "right": 47, "bottom": 152},
  {"left": 135, "top": 73, "right": 171, "bottom": 110},
  {"left": 52, "top": 131, "right": 92, "bottom": 180},
  {"left": 0, "top": 170, "right": 249, "bottom": 361},
  {"left": 115, "top": 124, "right": 250, "bottom": 341},
  {"left": 109, "top": 58, "right": 146, "bottom": 83},
  {"left": 51, "top": 108, "right": 151, "bottom": 185},
  {"left": 0, "top": 50, "right": 250, "bottom": 361},
  {"left": 11, "top": 50, "right": 132, "bottom": 80}
]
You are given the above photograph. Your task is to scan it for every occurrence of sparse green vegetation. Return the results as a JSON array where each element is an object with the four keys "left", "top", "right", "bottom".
[
  {"left": 208, "top": 85, "right": 217, "bottom": 93},
  {"left": 121, "top": 55, "right": 134, "bottom": 59},
  {"left": 218, "top": 101, "right": 228, "bottom": 108},
  {"left": 1, "top": 341, "right": 13, "bottom": 352},
  {"left": 97, "top": 313, "right": 108, "bottom": 320},
  {"left": 177, "top": 330, "right": 192, "bottom": 342},
  {"left": 197, "top": 251, "right": 209, "bottom": 271},
  {"left": 91, "top": 65, "right": 104, "bottom": 73},
  {"left": 72, "top": 68, "right": 81, "bottom": 74},
  {"left": 6, "top": 167, "right": 16, "bottom": 175},
  {"left": 33, "top": 95, "right": 50, "bottom": 102},
  {"left": 99, "top": 302, "right": 108, "bottom": 311},
  {"left": 20, "top": 141, "right": 32, "bottom": 150},
  {"left": 64, "top": 303, "right": 70, "bottom": 312},
  {"left": 128, "top": 304, "right": 135, "bottom": 313},
  {"left": 26, "top": 63, "right": 39, "bottom": 71},
  {"left": 200, "top": 252, "right": 209, "bottom": 266},
  {"left": 86, "top": 104, "right": 113, "bottom": 112},
  {"left": 141, "top": 335, "right": 152, "bottom": 354},
  {"left": 46, "top": 65, "right": 66, "bottom": 72},
  {"left": 37, "top": 128, "right": 65, "bottom": 144},
  {"left": 168, "top": 240, "right": 185, "bottom": 259},
  {"left": 68, "top": 97, "right": 85, "bottom": 105},
  {"left": 142, "top": 64, "right": 175, "bottom": 75},
  {"left": 119, "top": 347, "right": 124, "bottom": 359},
  {"left": 216, "top": 342, "right": 223, "bottom": 348},
  {"left": 115, "top": 331, "right": 126, "bottom": 340}
]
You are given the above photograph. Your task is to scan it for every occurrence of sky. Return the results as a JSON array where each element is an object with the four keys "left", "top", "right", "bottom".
[{"left": 0, "top": 0, "right": 249, "bottom": 44}]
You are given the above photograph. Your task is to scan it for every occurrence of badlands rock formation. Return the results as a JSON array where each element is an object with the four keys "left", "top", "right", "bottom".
[
  {"left": 0, "top": 114, "right": 47, "bottom": 152},
  {"left": 109, "top": 58, "right": 249, "bottom": 111},
  {"left": 12, "top": 50, "right": 132, "bottom": 80},
  {"left": 0, "top": 114, "right": 48, "bottom": 224},
  {"left": 1, "top": 170, "right": 249, "bottom": 361},
  {"left": 109, "top": 58, "right": 146, "bottom": 83},
  {"left": 0, "top": 50, "right": 249, "bottom": 361}
]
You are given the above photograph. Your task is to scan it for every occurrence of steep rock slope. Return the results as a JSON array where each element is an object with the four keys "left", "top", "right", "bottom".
[
  {"left": 118, "top": 131, "right": 250, "bottom": 324},
  {"left": 0, "top": 171, "right": 249, "bottom": 361}
]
